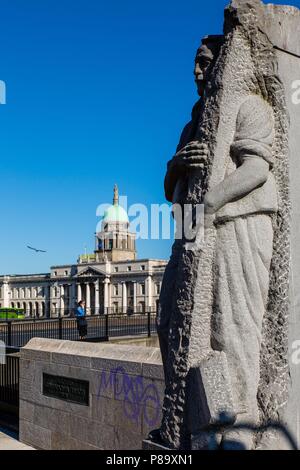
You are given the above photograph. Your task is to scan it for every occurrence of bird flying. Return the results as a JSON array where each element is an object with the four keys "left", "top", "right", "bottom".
[{"left": 27, "top": 245, "right": 47, "bottom": 253}]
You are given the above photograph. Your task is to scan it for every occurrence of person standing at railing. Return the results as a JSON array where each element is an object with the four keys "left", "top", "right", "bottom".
[{"left": 75, "top": 300, "right": 87, "bottom": 341}]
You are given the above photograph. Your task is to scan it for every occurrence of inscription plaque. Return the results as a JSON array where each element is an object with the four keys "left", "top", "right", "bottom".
[{"left": 43, "top": 373, "right": 89, "bottom": 406}]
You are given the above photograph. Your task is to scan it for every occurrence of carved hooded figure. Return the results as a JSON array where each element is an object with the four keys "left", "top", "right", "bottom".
[{"left": 155, "top": 0, "right": 290, "bottom": 450}]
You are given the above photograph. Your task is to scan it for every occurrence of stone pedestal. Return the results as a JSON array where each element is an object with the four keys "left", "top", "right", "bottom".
[
  {"left": 19, "top": 338, "right": 164, "bottom": 450},
  {"left": 142, "top": 439, "right": 170, "bottom": 451}
]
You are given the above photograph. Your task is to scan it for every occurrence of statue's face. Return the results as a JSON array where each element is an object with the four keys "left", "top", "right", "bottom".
[{"left": 194, "top": 43, "right": 215, "bottom": 97}]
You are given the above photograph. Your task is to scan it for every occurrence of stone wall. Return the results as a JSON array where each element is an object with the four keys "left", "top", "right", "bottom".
[
  {"left": 19, "top": 338, "right": 164, "bottom": 450},
  {"left": 264, "top": 4, "right": 300, "bottom": 447}
]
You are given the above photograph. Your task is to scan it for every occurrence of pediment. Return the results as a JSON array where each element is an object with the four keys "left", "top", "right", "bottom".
[{"left": 74, "top": 266, "right": 106, "bottom": 278}]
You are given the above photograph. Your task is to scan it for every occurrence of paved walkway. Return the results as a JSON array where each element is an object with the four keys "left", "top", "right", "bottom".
[{"left": 0, "top": 428, "right": 34, "bottom": 450}]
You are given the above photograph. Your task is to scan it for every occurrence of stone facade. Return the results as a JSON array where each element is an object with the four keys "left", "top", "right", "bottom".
[
  {"left": 19, "top": 338, "right": 164, "bottom": 450},
  {"left": 0, "top": 186, "right": 167, "bottom": 317}
]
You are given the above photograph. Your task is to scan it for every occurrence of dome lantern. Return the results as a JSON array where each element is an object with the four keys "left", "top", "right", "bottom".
[{"left": 103, "top": 184, "right": 129, "bottom": 225}]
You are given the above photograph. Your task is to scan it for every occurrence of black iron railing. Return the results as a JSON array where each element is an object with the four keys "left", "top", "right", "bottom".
[
  {"left": 0, "top": 347, "right": 19, "bottom": 408},
  {"left": 0, "top": 312, "right": 157, "bottom": 348}
]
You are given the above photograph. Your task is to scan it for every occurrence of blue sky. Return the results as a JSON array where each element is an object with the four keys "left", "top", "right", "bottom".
[{"left": 1, "top": 0, "right": 299, "bottom": 274}]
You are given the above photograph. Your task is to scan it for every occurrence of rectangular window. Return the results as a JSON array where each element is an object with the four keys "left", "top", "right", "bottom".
[{"left": 141, "top": 283, "right": 145, "bottom": 295}]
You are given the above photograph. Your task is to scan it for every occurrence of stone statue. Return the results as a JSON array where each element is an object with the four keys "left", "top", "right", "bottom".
[{"left": 150, "top": 0, "right": 294, "bottom": 450}]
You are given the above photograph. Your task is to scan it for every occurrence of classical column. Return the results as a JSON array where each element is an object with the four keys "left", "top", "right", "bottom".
[
  {"left": 133, "top": 282, "right": 137, "bottom": 313},
  {"left": 146, "top": 275, "right": 153, "bottom": 311},
  {"left": 45, "top": 285, "right": 51, "bottom": 318},
  {"left": 104, "top": 278, "right": 110, "bottom": 314},
  {"left": 122, "top": 282, "right": 127, "bottom": 314},
  {"left": 60, "top": 285, "right": 65, "bottom": 316},
  {"left": 3, "top": 281, "right": 9, "bottom": 308},
  {"left": 69, "top": 283, "right": 75, "bottom": 314},
  {"left": 77, "top": 283, "right": 82, "bottom": 302},
  {"left": 95, "top": 279, "right": 100, "bottom": 315},
  {"left": 86, "top": 283, "right": 91, "bottom": 315}
]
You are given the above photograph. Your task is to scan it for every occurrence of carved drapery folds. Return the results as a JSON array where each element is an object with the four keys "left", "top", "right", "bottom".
[{"left": 159, "top": 0, "right": 290, "bottom": 450}]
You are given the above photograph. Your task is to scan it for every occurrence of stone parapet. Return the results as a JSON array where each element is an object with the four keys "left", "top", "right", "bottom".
[{"left": 19, "top": 338, "right": 163, "bottom": 450}]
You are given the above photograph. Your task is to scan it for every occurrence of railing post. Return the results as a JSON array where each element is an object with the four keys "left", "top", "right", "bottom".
[
  {"left": 58, "top": 317, "right": 63, "bottom": 340},
  {"left": 147, "top": 310, "right": 151, "bottom": 338},
  {"left": 7, "top": 321, "right": 12, "bottom": 347},
  {"left": 105, "top": 313, "right": 109, "bottom": 340}
]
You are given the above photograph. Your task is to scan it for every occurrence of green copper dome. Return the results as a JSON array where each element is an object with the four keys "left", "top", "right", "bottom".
[
  {"left": 103, "top": 205, "right": 129, "bottom": 223},
  {"left": 103, "top": 184, "right": 129, "bottom": 224}
]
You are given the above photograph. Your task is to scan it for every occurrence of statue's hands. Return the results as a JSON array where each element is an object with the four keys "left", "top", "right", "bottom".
[
  {"left": 171, "top": 141, "right": 209, "bottom": 171},
  {"left": 204, "top": 189, "right": 224, "bottom": 217},
  {"left": 203, "top": 212, "right": 216, "bottom": 230},
  {"left": 204, "top": 192, "right": 217, "bottom": 215},
  {"left": 203, "top": 192, "right": 217, "bottom": 229}
]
